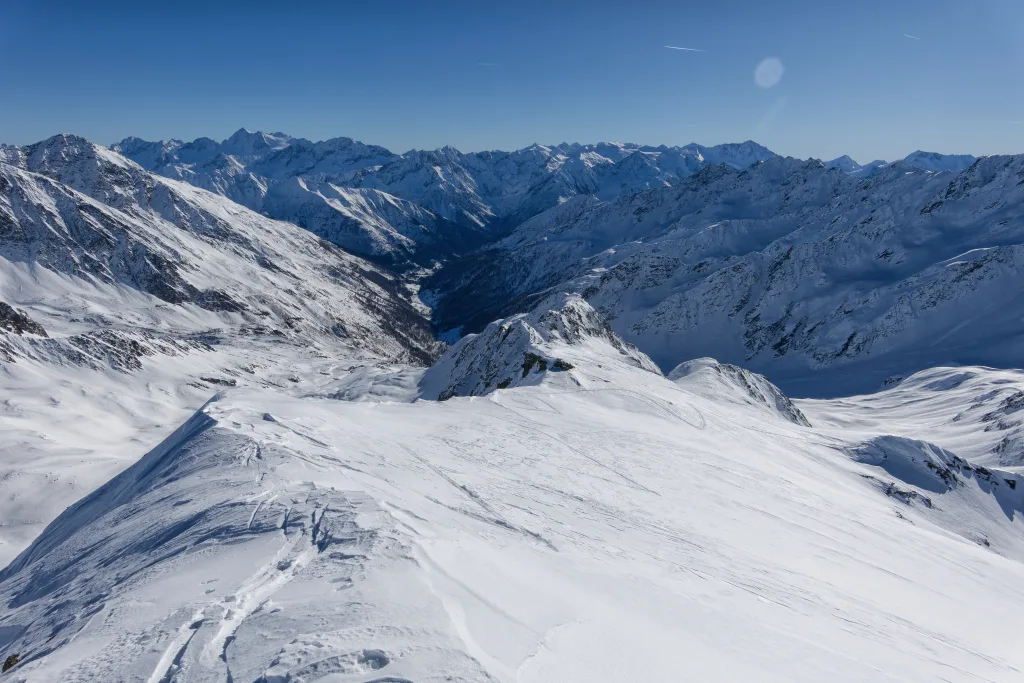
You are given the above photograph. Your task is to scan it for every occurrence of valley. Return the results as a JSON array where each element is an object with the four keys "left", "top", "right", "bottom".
[{"left": 0, "top": 129, "right": 1021, "bottom": 682}]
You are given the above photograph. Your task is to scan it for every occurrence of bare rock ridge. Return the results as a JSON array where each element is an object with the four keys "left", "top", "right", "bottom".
[{"left": 0, "top": 302, "right": 46, "bottom": 337}]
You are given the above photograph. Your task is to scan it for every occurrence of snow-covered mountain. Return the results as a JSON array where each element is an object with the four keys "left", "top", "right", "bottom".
[
  {"left": 3, "top": 127, "right": 1023, "bottom": 682},
  {"left": 0, "top": 133, "right": 438, "bottom": 565},
  {"left": 429, "top": 153, "right": 1024, "bottom": 396},
  {"left": 825, "top": 154, "right": 890, "bottom": 178},
  {"left": 420, "top": 293, "right": 659, "bottom": 399},
  {"left": 825, "top": 151, "right": 978, "bottom": 178},
  {"left": 903, "top": 150, "right": 977, "bottom": 172},
  {"left": 114, "top": 131, "right": 779, "bottom": 265}
]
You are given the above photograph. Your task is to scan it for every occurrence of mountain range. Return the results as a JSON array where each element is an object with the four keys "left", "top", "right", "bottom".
[{"left": 0, "top": 128, "right": 1020, "bottom": 681}]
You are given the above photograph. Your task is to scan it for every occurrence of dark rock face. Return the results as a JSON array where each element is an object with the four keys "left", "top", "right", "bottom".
[{"left": 0, "top": 302, "right": 46, "bottom": 337}]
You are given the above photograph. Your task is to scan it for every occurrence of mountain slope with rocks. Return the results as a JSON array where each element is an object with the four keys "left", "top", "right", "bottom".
[
  {"left": 114, "top": 131, "right": 780, "bottom": 265},
  {"left": 429, "top": 154, "right": 1024, "bottom": 396},
  {"left": 1, "top": 128, "right": 1023, "bottom": 683},
  {"left": 0, "top": 134, "right": 438, "bottom": 565}
]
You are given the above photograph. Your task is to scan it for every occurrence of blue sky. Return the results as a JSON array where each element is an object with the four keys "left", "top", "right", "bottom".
[{"left": 2, "top": 0, "right": 1023, "bottom": 161}]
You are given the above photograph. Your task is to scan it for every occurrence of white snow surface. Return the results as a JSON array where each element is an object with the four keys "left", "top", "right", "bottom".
[{"left": 1, "top": 341, "right": 1022, "bottom": 682}]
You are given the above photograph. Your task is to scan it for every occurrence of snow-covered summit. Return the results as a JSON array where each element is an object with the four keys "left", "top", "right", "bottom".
[
  {"left": 420, "top": 293, "right": 658, "bottom": 399},
  {"left": 689, "top": 140, "right": 776, "bottom": 169},
  {"left": 903, "top": 150, "right": 977, "bottom": 172},
  {"left": 669, "top": 357, "right": 810, "bottom": 425},
  {"left": 824, "top": 155, "right": 890, "bottom": 178}
]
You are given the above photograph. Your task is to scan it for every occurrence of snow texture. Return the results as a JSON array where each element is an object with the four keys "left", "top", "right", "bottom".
[{"left": 1, "top": 130, "right": 1023, "bottom": 683}]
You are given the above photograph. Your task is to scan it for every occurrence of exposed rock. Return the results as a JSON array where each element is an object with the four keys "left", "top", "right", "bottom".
[
  {"left": 420, "top": 293, "right": 659, "bottom": 400},
  {"left": 0, "top": 302, "right": 46, "bottom": 337}
]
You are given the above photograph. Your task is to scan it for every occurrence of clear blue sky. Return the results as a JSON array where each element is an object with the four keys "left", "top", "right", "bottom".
[{"left": 2, "top": 0, "right": 1023, "bottom": 161}]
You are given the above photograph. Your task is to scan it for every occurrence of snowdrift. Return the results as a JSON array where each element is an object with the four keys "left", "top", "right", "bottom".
[{"left": 2, "top": 353, "right": 1023, "bottom": 681}]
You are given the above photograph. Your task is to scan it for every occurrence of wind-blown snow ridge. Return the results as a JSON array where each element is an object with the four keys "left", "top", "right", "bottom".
[
  {"left": 669, "top": 357, "right": 810, "bottom": 426},
  {"left": 1, "top": 350, "right": 1022, "bottom": 681}
]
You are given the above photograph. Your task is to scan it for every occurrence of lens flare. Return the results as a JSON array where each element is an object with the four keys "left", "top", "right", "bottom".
[{"left": 754, "top": 57, "right": 784, "bottom": 89}]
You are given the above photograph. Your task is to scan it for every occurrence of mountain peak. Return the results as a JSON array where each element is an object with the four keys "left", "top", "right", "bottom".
[
  {"left": 221, "top": 128, "right": 291, "bottom": 156},
  {"left": 903, "top": 150, "right": 977, "bottom": 172},
  {"left": 420, "top": 293, "right": 658, "bottom": 400}
]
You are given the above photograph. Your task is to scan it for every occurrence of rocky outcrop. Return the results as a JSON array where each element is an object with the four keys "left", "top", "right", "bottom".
[
  {"left": 0, "top": 302, "right": 46, "bottom": 337},
  {"left": 420, "top": 293, "right": 658, "bottom": 400}
]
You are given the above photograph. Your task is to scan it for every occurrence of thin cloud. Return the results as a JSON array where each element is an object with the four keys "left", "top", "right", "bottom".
[
  {"left": 904, "top": 34, "right": 921, "bottom": 40},
  {"left": 664, "top": 45, "right": 704, "bottom": 52}
]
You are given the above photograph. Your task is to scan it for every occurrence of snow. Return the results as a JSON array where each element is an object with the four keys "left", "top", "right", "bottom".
[
  {"left": 903, "top": 150, "right": 977, "bottom": 173},
  {"left": 0, "top": 138, "right": 438, "bottom": 566},
  {"left": 112, "top": 131, "right": 779, "bottom": 267},
  {"left": 1, "top": 327, "right": 1022, "bottom": 681},
  {"left": 2, "top": 129, "right": 1023, "bottom": 682}
]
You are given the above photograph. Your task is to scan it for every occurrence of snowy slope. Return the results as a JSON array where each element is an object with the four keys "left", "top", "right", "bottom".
[
  {"left": 799, "top": 365, "right": 1024, "bottom": 470},
  {"left": 0, "top": 135, "right": 439, "bottom": 565},
  {"left": 0, "top": 134, "right": 435, "bottom": 360},
  {"left": 1, "top": 332, "right": 1022, "bottom": 681},
  {"left": 430, "top": 154, "right": 1024, "bottom": 395},
  {"left": 261, "top": 179, "right": 474, "bottom": 266}
]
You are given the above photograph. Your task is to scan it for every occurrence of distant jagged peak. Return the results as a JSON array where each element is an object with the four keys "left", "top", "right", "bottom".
[
  {"left": 825, "top": 156, "right": 892, "bottom": 178},
  {"left": 220, "top": 127, "right": 292, "bottom": 157},
  {"left": 23, "top": 132, "right": 133, "bottom": 168},
  {"left": 420, "top": 293, "right": 659, "bottom": 400},
  {"left": 669, "top": 358, "right": 810, "bottom": 426},
  {"left": 825, "top": 154, "right": 860, "bottom": 172},
  {"left": 903, "top": 150, "right": 977, "bottom": 173}
]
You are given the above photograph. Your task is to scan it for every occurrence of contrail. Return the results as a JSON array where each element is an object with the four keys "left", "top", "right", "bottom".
[
  {"left": 904, "top": 34, "right": 921, "bottom": 40},
  {"left": 665, "top": 45, "right": 704, "bottom": 52}
]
